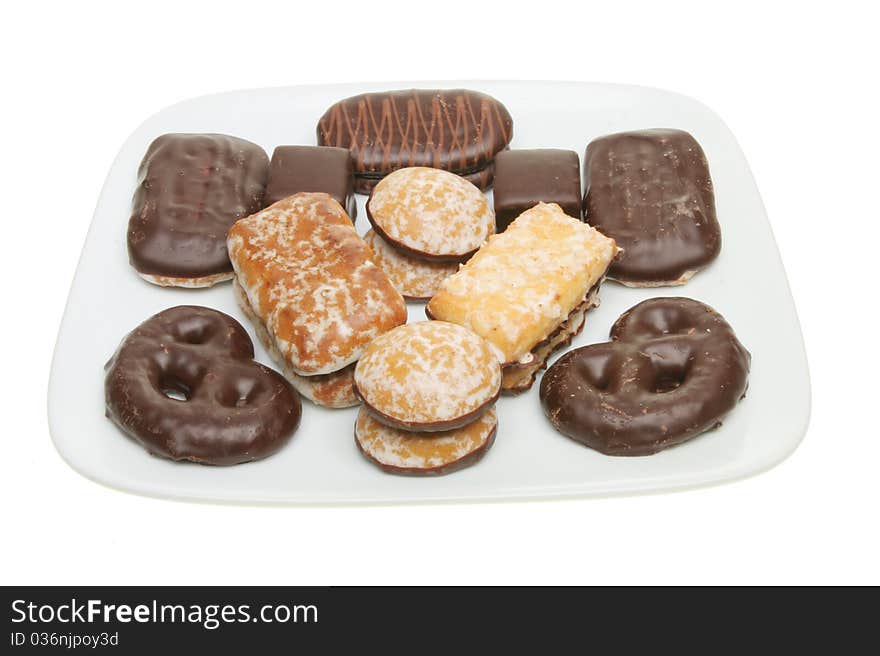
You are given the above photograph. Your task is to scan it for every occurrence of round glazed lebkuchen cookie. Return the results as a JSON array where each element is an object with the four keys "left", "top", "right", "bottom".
[
  {"left": 539, "top": 297, "right": 750, "bottom": 456},
  {"left": 363, "top": 229, "right": 459, "bottom": 301},
  {"left": 366, "top": 167, "right": 495, "bottom": 262},
  {"left": 354, "top": 321, "right": 502, "bottom": 431},
  {"left": 104, "top": 306, "right": 301, "bottom": 465},
  {"left": 355, "top": 406, "right": 497, "bottom": 476}
]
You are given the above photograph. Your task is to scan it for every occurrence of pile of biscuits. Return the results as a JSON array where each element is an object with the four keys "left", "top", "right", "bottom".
[
  {"left": 365, "top": 167, "right": 493, "bottom": 299},
  {"left": 353, "top": 322, "right": 501, "bottom": 475},
  {"left": 104, "top": 86, "right": 750, "bottom": 474}
]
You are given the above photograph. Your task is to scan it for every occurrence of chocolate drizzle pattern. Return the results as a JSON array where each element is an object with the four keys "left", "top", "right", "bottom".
[{"left": 317, "top": 89, "right": 513, "bottom": 191}]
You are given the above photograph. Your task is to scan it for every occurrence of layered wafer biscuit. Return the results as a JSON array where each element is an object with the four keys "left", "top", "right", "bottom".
[{"left": 426, "top": 202, "right": 619, "bottom": 393}]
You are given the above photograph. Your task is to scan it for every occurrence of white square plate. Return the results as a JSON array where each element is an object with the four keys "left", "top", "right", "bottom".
[{"left": 48, "top": 81, "right": 810, "bottom": 504}]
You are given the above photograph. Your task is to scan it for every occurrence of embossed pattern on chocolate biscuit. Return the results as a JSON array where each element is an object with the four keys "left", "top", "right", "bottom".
[
  {"left": 583, "top": 129, "right": 720, "bottom": 286},
  {"left": 317, "top": 89, "right": 513, "bottom": 191},
  {"left": 128, "top": 133, "right": 269, "bottom": 286},
  {"left": 264, "top": 145, "right": 357, "bottom": 219}
]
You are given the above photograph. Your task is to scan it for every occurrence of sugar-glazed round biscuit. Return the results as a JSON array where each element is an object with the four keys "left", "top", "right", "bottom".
[
  {"left": 353, "top": 321, "right": 502, "bottom": 430},
  {"left": 355, "top": 406, "right": 497, "bottom": 476},
  {"left": 364, "top": 229, "right": 459, "bottom": 300},
  {"left": 366, "top": 167, "right": 495, "bottom": 261}
]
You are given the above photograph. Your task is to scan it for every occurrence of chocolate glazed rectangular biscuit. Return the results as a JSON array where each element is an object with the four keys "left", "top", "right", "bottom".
[
  {"left": 317, "top": 89, "right": 513, "bottom": 193},
  {"left": 583, "top": 129, "right": 720, "bottom": 286},
  {"left": 128, "top": 133, "right": 269, "bottom": 288}
]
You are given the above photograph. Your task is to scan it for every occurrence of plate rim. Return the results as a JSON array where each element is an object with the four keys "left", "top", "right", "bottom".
[{"left": 47, "top": 79, "right": 812, "bottom": 506}]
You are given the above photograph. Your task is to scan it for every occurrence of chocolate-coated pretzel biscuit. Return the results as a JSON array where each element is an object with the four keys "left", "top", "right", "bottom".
[
  {"left": 540, "top": 298, "right": 750, "bottom": 456},
  {"left": 105, "top": 306, "right": 301, "bottom": 465}
]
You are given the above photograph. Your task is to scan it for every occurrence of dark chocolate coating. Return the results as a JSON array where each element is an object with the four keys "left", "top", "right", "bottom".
[
  {"left": 583, "top": 129, "right": 720, "bottom": 284},
  {"left": 540, "top": 298, "right": 750, "bottom": 456},
  {"left": 493, "top": 149, "right": 582, "bottom": 231},
  {"left": 105, "top": 306, "right": 301, "bottom": 465},
  {"left": 316, "top": 89, "right": 513, "bottom": 191},
  {"left": 128, "top": 134, "right": 269, "bottom": 280},
  {"left": 264, "top": 145, "right": 357, "bottom": 219}
]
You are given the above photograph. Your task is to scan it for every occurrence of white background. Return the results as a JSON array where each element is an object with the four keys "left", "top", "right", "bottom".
[{"left": 2, "top": 0, "right": 877, "bottom": 585}]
